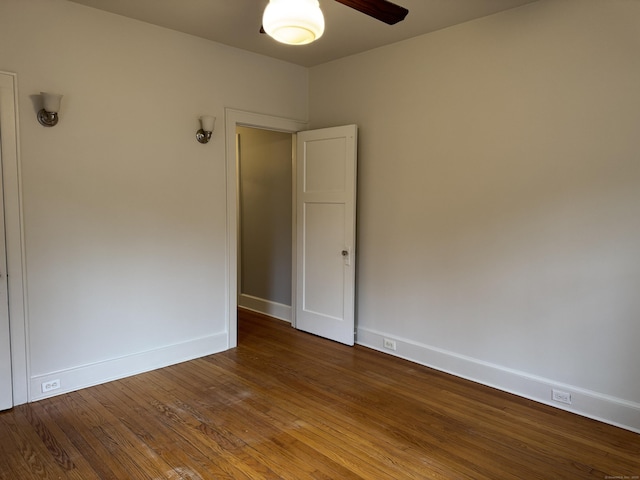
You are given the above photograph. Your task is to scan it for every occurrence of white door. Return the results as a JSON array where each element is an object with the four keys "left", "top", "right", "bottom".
[
  {"left": 295, "top": 125, "right": 357, "bottom": 346},
  {"left": 0, "top": 138, "right": 11, "bottom": 410}
]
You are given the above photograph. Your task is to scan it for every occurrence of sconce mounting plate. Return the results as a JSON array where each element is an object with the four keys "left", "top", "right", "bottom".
[
  {"left": 37, "top": 109, "right": 59, "bottom": 127},
  {"left": 196, "top": 129, "right": 212, "bottom": 144}
]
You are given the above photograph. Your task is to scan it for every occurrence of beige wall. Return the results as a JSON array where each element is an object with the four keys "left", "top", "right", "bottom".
[
  {"left": 310, "top": 0, "right": 640, "bottom": 430},
  {"left": 238, "top": 126, "right": 292, "bottom": 309},
  {"left": 0, "top": 0, "right": 307, "bottom": 401}
]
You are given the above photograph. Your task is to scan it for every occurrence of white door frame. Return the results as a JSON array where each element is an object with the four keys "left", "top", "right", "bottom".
[
  {"left": 0, "top": 71, "right": 28, "bottom": 405},
  {"left": 224, "top": 108, "right": 307, "bottom": 348}
]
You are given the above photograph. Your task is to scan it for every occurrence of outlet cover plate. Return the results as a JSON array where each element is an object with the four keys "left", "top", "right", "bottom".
[
  {"left": 42, "top": 379, "right": 61, "bottom": 393},
  {"left": 383, "top": 338, "right": 397, "bottom": 351},
  {"left": 552, "top": 389, "right": 572, "bottom": 405}
]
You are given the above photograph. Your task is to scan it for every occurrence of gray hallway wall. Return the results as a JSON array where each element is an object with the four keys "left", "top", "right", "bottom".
[{"left": 237, "top": 126, "right": 293, "bottom": 318}]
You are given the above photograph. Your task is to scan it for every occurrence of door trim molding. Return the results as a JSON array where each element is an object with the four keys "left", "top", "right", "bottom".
[
  {"left": 224, "top": 109, "right": 307, "bottom": 348},
  {"left": 0, "top": 71, "right": 29, "bottom": 405}
]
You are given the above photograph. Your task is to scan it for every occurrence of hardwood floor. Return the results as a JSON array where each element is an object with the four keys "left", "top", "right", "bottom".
[{"left": 1, "top": 309, "right": 639, "bottom": 479}]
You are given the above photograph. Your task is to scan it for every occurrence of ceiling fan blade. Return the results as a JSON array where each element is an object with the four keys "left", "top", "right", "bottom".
[{"left": 334, "top": 0, "right": 408, "bottom": 25}]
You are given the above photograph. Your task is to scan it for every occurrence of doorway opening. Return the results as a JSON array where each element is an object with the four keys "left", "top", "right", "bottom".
[
  {"left": 224, "top": 109, "right": 307, "bottom": 349},
  {"left": 225, "top": 109, "right": 358, "bottom": 348},
  {"left": 236, "top": 126, "right": 294, "bottom": 327}
]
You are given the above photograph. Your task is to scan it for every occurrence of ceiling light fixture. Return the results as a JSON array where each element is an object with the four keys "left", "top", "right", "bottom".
[{"left": 262, "top": 0, "right": 325, "bottom": 45}]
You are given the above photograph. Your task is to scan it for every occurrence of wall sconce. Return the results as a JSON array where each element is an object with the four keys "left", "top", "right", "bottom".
[
  {"left": 38, "top": 92, "right": 63, "bottom": 127},
  {"left": 196, "top": 115, "right": 216, "bottom": 144}
]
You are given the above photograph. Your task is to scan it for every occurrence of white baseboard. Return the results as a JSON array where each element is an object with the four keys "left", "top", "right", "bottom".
[
  {"left": 238, "top": 294, "right": 291, "bottom": 322},
  {"left": 29, "top": 333, "right": 228, "bottom": 402},
  {"left": 357, "top": 326, "right": 640, "bottom": 434}
]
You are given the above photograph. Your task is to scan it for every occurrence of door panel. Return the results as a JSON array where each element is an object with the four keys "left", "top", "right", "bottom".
[
  {"left": 304, "top": 137, "right": 347, "bottom": 193},
  {"left": 296, "top": 125, "right": 357, "bottom": 346},
  {"left": 302, "top": 203, "right": 345, "bottom": 319}
]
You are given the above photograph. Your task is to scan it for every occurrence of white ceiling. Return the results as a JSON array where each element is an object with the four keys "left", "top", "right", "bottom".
[{"left": 68, "top": 0, "right": 538, "bottom": 67}]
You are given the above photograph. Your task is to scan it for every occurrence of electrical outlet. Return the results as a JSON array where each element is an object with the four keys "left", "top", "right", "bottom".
[
  {"left": 383, "top": 338, "right": 397, "bottom": 351},
  {"left": 41, "top": 379, "right": 61, "bottom": 393},
  {"left": 552, "top": 389, "right": 572, "bottom": 405}
]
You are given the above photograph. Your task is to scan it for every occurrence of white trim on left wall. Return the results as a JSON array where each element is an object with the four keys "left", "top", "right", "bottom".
[
  {"left": 0, "top": 71, "right": 29, "bottom": 406},
  {"left": 30, "top": 333, "right": 227, "bottom": 402}
]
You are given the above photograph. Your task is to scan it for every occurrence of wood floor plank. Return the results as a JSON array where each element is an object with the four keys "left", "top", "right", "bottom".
[
  {"left": 95, "top": 377, "right": 258, "bottom": 480},
  {"left": 0, "top": 409, "right": 48, "bottom": 479},
  {"left": 145, "top": 366, "right": 361, "bottom": 480},
  {"left": 2, "top": 406, "right": 74, "bottom": 479},
  {"left": 203, "top": 351, "right": 477, "bottom": 479},
  {"left": 37, "top": 398, "right": 117, "bottom": 480},
  {"left": 24, "top": 401, "right": 103, "bottom": 480},
  {"left": 1, "top": 307, "right": 639, "bottom": 479},
  {"left": 213, "top": 333, "right": 523, "bottom": 478}
]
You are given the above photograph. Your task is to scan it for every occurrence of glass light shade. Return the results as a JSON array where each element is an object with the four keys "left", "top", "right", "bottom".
[
  {"left": 199, "top": 115, "right": 216, "bottom": 132},
  {"left": 262, "top": 0, "right": 325, "bottom": 45},
  {"left": 41, "top": 92, "right": 63, "bottom": 113}
]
